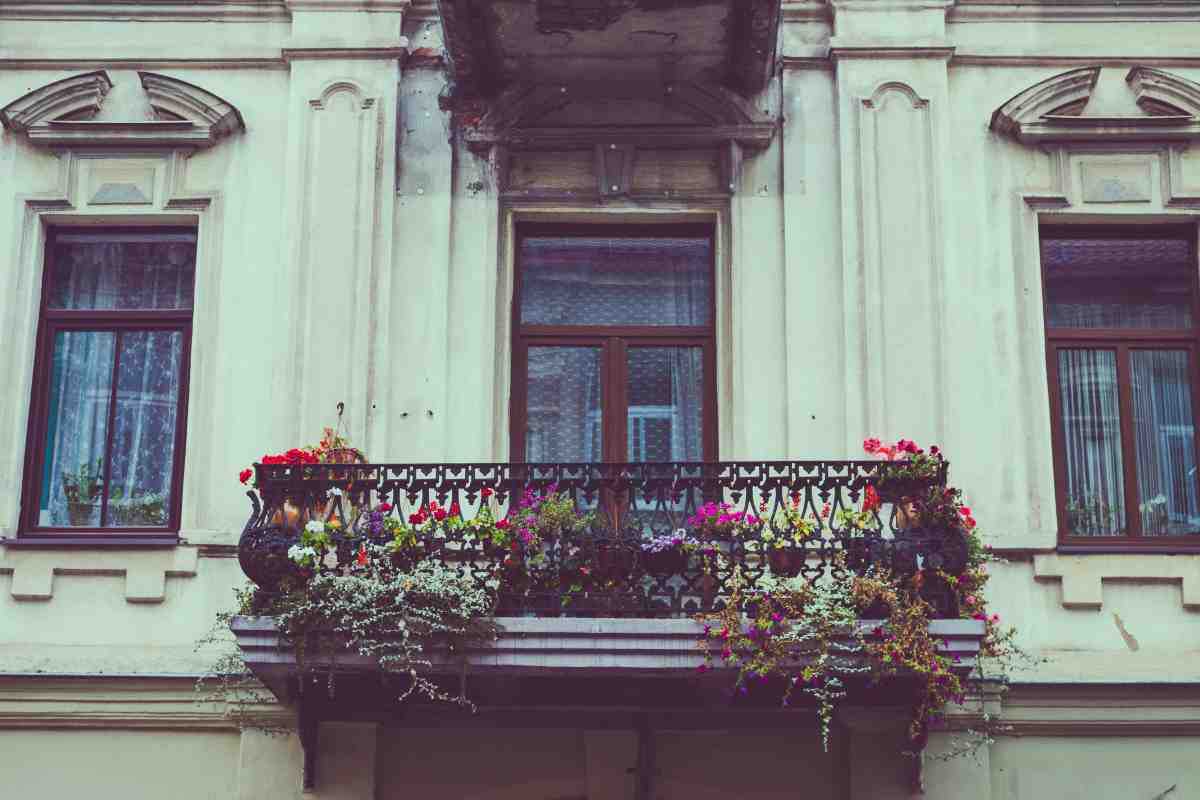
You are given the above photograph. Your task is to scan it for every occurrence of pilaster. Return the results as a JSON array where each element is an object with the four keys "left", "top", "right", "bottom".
[
  {"left": 831, "top": 0, "right": 956, "bottom": 451},
  {"left": 277, "top": 0, "right": 404, "bottom": 453}
]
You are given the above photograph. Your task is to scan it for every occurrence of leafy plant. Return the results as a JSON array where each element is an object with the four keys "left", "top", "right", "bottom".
[{"left": 61, "top": 458, "right": 103, "bottom": 504}]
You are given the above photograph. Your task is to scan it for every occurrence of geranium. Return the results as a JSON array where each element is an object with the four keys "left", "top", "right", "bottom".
[{"left": 238, "top": 468, "right": 252, "bottom": 484}]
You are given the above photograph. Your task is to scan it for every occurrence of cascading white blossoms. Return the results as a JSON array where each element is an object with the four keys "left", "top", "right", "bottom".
[{"left": 275, "top": 544, "right": 497, "bottom": 706}]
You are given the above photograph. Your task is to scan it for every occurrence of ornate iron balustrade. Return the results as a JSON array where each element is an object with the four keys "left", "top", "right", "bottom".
[{"left": 238, "top": 460, "right": 965, "bottom": 618}]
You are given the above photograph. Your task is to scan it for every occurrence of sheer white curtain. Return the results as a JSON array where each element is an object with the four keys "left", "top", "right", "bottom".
[
  {"left": 1131, "top": 350, "right": 1200, "bottom": 536},
  {"left": 1058, "top": 349, "right": 1126, "bottom": 536}
]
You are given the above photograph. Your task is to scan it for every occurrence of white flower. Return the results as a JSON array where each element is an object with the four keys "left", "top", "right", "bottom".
[
  {"left": 287, "top": 544, "right": 305, "bottom": 562},
  {"left": 322, "top": 549, "right": 339, "bottom": 569},
  {"left": 305, "top": 520, "right": 325, "bottom": 534}
]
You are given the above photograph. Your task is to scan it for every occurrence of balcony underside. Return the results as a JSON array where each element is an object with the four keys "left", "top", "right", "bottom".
[{"left": 231, "top": 615, "right": 985, "bottom": 702}]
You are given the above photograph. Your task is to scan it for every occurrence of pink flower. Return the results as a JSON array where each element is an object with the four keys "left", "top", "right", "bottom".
[
  {"left": 495, "top": 518, "right": 510, "bottom": 530},
  {"left": 378, "top": 502, "right": 392, "bottom": 513},
  {"left": 964, "top": 594, "right": 977, "bottom": 606},
  {"left": 481, "top": 487, "right": 494, "bottom": 498},
  {"left": 863, "top": 438, "right": 882, "bottom": 454},
  {"left": 897, "top": 439, "right": 919, "bottom": 454}
]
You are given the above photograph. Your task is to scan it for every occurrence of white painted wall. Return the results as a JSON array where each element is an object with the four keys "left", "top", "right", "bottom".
[{"left": 1, "top": 2, "right": 1199, "bottom": 798}]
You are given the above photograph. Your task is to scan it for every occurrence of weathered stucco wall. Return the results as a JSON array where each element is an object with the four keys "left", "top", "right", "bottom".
[{"left": 1, "top": 1, "right": 1199, "bottom": 798}]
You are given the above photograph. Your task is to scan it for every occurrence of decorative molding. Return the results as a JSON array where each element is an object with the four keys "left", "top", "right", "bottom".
[
  {"left": 1, "top": 70, "right": 246, "bottom": 149},
  {"left": 1033, "top": 553, "right": 1200, "bottom": 611},
  {"left": 992, "top": 66, "right": 1200, "bottom": 144},
  {"left": 845, "top": 80, "right": 946, "bottom": 449},
  {"left": 950, "top": 0, "right": 1200, "bottom": 23},
  {"left": 0, "top": 676, "right": 289, "bottom": 730},
  {"left": 0, "top": 1, "right": 290, "bottom": 21},
  {"left": 138, "top": 71, "right": 244, "bottom": 137},
  {"left": 0, "top": 546, "right": 200, "bottom": 603},
  {"left": 0, "top": 71, "right": 113, "bottom": 132},
  {"left": 463, "top": 81, "right": 777, "bottom": 156},
  {"left": 1126, "top": 65, "right": 1200, "bottom": 117},
  {"left": 990, "top": 66, "right": 1101, "bottom": 139}
]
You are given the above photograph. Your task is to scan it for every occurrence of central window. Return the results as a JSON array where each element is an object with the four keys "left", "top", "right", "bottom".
[{"left": 512, "top": 224, "right": 716, "bottom": 463}]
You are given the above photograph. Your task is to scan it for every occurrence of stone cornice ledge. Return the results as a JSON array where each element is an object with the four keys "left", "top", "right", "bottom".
[
  {"left": 281, "top": 43, "right": 409, "bottom": 60},
  {"left": 828, "top": 41, "right": 954, "bottom": 60},
  {"left": 1034, "top": 552, "right": 1200, "bottom": 610}
]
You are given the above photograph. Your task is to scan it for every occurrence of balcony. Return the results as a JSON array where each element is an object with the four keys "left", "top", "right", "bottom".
[
  {"left": 236, "top": 459, "right": 969, "bottom": 620},
  {"left": 231, "top": 459, "right": 985, "bottom": 787}
]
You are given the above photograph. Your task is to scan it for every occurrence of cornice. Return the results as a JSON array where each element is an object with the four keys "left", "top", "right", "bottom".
[
  {"left": 950, "top": 0, "right": 1200, "bottom": 23},
  {"left": 0, "top": 0, "right": 291, "bottom": 21}
]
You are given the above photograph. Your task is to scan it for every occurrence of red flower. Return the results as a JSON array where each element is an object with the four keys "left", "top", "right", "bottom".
[
  {"left": 238, "top": 468, "right": 253, "bottom": 484},
  {"left": 409, "top": 512, "right": 426, "bottom": 525},
  {"left": 863, "top": 438, "right": 882, "bottom": 454},
  {"left": 863, "top": 485, "right": 882, "bottom": 513},
  {"left": 378, "top": 503, "right": 392, "bottom": 513},
  {"left": 481, "top": 487, "right": 494, "bottom": 498},
  {"left": 356, "top": 545, "right": 369, "bottom": 566},
  {"left": 495, "top": 518, "right": 510, "bottom": 530},
  {"left": 958, "top": 506, "right": 972, "bottom": 517},
  {"left": 433, "top": 508, "right": 448, "bottom": 522},
  {"left": 450, "top": 502, "right": 461, "bottom": 517},
  {"left": 897, "top": 439, "right": 919, "bottom": 454}
]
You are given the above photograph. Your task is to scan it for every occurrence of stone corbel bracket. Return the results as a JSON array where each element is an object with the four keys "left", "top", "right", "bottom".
[
  {"left": 1034, "top": 553, "right": 1200, "bottom": 611},
  {"left": 0, "top": 546, "right": 199, "bottom": 603}
]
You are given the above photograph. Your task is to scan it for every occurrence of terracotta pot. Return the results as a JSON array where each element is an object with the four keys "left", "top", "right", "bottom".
[
  {"left": 766, "top": 547, "right": 804, "bottom": 577},
  {"left": 66, "top": 501, "right": 98, "bottom": 527},
  {"left": 641, "top": 548, "right": 687, "bottom": 576}
]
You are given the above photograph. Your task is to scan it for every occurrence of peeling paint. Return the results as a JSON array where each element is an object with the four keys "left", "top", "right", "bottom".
[{"left": 1112, "top": 613, "right": 1140, "bottom": 652}]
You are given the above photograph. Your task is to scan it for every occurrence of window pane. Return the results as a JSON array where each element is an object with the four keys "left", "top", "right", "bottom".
[
  {"left": 40, "top": 331, "right": 115, "bottom": 527},
  {"left": 1042, "top": 236, "right": 1193, "bottom": 329},
  {"left": 47, "top": 232, "right": 197, "bottom": 310},
  {"left": 525, "top": 347, "right": 602, "bottom": 461},
  {"left": 1058, "top": 349, "right": 1127, "bottom": 536},
  {"left": 626, "top": 347, "right": 704, "bottom": 462},
  {"left": 107, "top": 331, "right": 184, "bottom": 528},
  {"left": 519, "top": 235, "right": 712, "bottom": 326},
  {"left": 1131, "top": 350, "right": 1200, "bottom": 537}
]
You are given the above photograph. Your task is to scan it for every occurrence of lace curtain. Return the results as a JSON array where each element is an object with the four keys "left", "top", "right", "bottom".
[{"left": 39, "top": 234, "right": 193, "bottom": 528}]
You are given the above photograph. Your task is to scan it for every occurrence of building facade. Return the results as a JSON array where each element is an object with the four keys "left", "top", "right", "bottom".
[{"left": 1, "top": 1, "right": 1199, "bottom": 798}]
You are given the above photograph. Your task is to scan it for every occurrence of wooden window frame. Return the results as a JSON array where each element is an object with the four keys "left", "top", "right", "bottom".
[
  {"left": 1042, "top": 223, "right": 1200, "bottom": 552},
  {"left": 19, "top": 226, "right": 195, "bottom": 540},
  {"left": 510, "top": 222, "right": 718, "bottom": 464}
]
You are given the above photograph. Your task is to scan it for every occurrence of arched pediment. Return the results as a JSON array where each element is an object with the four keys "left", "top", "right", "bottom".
[
  {"left": 989, "top": 67, "right": 1101, "bottom": 139},
  {"left": 1126, "top": 66, "right": 1200, "bottom": 117},
  {"left": 1, "top": 70, "right": 244, "bottom": 148},
  {"left": 991, "top": 65, "right": 1200, "bottom": 144},
  {"left": 0, "top": 71, "right": 113, "bottom": 131},
  {"left": 463, "top": 80, "right": 776, "bottom": 152}
]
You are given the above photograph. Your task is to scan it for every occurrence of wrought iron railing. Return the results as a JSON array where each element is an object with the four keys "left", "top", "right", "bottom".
[{"left": 238, "top": 460, "right": 966, "bottom": 618}]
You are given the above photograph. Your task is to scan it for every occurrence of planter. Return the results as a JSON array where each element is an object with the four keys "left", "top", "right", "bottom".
[
  {"left": 766, "top": 547, "right": 805, "bottom": 577},
  {"left": 595, "top": 542, "right": 636, "bottom": 583},
  {"left": 66, "top": 501, "right": 99, "bottom": 527},
  {"left": 641, "top": 548, "right": 688, "bottom": 576}
]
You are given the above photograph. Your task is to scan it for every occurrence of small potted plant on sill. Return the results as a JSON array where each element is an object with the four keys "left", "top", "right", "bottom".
[
  {"left": 109, "top": 490, "right": 167, "bottom": 527},
  {"left": 62, "top": 458, "right": 104, "bottom": 526}
]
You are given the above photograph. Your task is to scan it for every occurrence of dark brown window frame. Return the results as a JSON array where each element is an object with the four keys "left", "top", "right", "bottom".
[
  {"left": 510, "top": 222, "right": 719, "bottom": 464},
  {"left": 1042, "top": 223, "right": 1200, "bottom": 552},
  {"left": 19, "top": 226, "right": 195, "bottom": 541}
]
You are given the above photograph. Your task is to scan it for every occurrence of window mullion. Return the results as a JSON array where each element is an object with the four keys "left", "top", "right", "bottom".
[
  {"left": 1115, "top": 343, "right": 1142, "bottom": 538},
  {"left": 98, "top": 329, "right": 124, "bottom": 528}
]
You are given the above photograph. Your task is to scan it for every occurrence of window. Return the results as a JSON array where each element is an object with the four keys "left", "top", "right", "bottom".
[
  {"left": 512, "top": 224, "right": 716, "bottom": 463},
  {"left": 1042, "top": 226, "right": 1200, "bottom": 545},
  {"left": 21, "top": 229, "right": 195, "bottom": 535}
]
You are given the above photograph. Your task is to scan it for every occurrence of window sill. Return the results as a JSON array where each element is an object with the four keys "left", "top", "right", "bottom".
[
  {"left": 1057, "top": 541, "right": 1200, "bottom": 556},
  {"left": 3, "top": 535, "right": 180, "bottom": 548}
]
